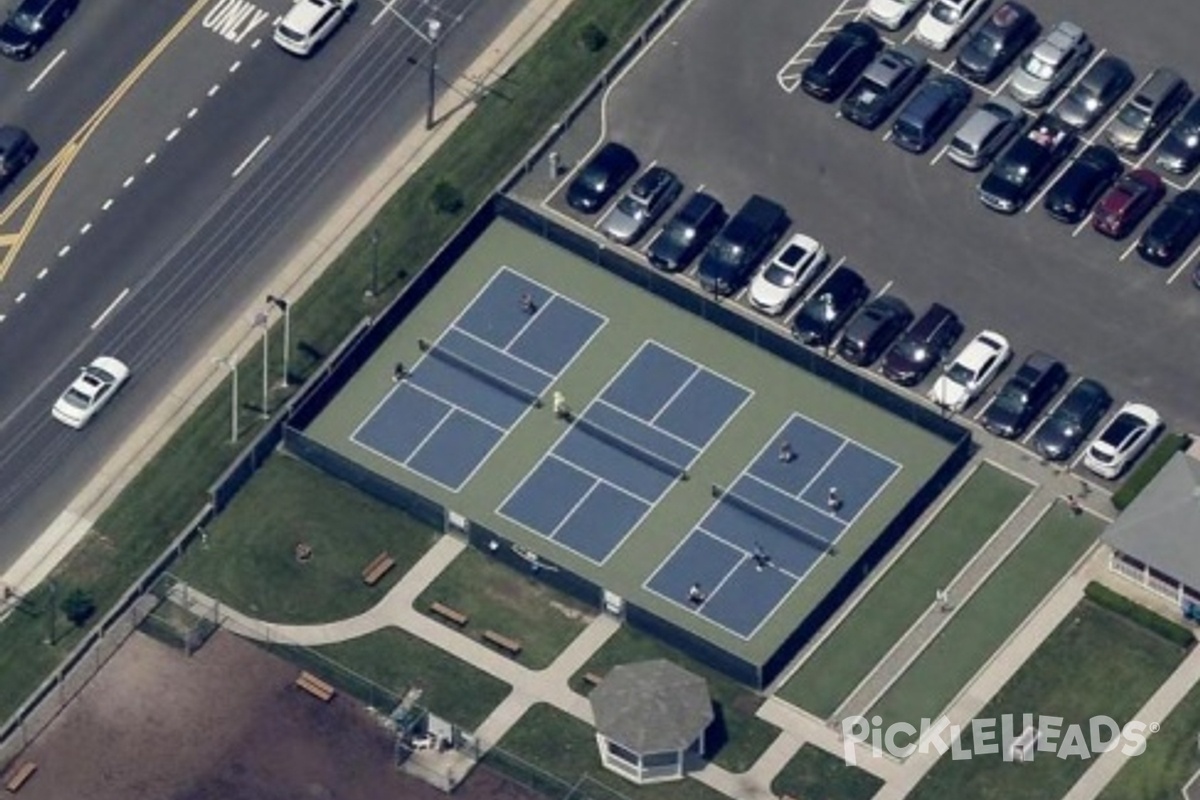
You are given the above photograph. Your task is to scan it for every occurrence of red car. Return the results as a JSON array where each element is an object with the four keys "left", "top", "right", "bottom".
[{"left": 1092, "top": 169, "right": 1167, "bottom": 239}]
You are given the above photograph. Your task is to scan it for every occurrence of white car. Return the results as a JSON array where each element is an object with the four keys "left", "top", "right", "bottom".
[
  {"left": 928, "top": 330, "right": 1011, "bottom": 412},
  {"left": 915, "top": 0, "right": 987, "bottom": 51},
  {"left": 748, "top": 234, "right": 829, "bottom": 315},
  {"left": 52, "top": 356, "right": 131, "bottom": 429},
  {"left": 273, "top": 0, "right": 355, "bottom": 57},
  {"left": 1008, "top": 21, "right": 1093, "bottom": 108},
  {"left": 1083, "top": 402, "right": 1162, "bottom": 480},
  {"left": 866, "top": 0, "right": 927, "bottom": 31}
]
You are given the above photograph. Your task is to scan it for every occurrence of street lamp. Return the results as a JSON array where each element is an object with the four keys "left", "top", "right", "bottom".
[
  {"left": 425, "top": 18, "right": 442, "bottom": 130},
  {"left": 214, "top": 356, "right": 238, "bottom": 443},
  {"left": 267, "top": 294, "right": 290, "bottom": 388},
  {"left": 367, "top": 228, "right": 380, "bottom": 299},
  {"left": 253, "top": 311, "right": 269, "bottom": 419}
]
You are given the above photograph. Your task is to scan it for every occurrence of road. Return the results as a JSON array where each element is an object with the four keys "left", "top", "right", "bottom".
[{"left": 0, "top": 0, "right": 523, "bottom": 569}]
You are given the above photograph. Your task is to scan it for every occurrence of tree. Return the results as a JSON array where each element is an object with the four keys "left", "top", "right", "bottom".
[{"left": 61, "top": 588, "right": 96, "bottom": 628}]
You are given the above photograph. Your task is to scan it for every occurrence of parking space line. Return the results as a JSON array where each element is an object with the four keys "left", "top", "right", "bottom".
[
  {"left": 1166, "top": 241, "right": 1200, "bottom": 284},
  {"left": 1026, "top": 160, "right": 1072, "bottom": 213},
  {"left": 1046, "top": 48, "right": 1107, "bottom": 118},
  {"left": 1071, "top": 215, "right": 1093, "bottom": 237},
  {"left": 930, "top": 143, "right": 950, "bottom": 166},
  {"left": 1021, "top": 376, "right": 1081, "bottom": 446},
  {"left": 874, "top": 279, "right": 894, "bottom": 298},
  {"left": 1119, "top": 239, "right": 1139, "bottom": 261},
  {"left": 775, "top": 0, "right": 865, "bottom": 93}
]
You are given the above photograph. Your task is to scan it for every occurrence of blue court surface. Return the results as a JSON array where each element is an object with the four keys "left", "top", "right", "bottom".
[
  {"left": 645, "top": 414, "right": 902, "bottom": 639},
  {"left": 497, "top": 341, "right": 753, "bottom": 564},
  {"left": 350, "top": 267, "right": 605, "bottom": 491}
]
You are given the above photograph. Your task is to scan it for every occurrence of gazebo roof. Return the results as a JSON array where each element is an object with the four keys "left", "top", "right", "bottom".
[{"left": 589, "top": 659, "right": 713, "bottom": 752}]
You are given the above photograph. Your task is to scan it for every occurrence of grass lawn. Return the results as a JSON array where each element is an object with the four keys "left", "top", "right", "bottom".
[
  {"left": 1097, "top": 668, "right": 1200, "bottom": 800},
  {"left": 306, "top": 627, "right": 510, "bottom": 730},
  {"left": 176, "top": 454, "right": 437, "bottom": 623},
  {"left": 870, "top": 501, "right": 1102, "bottom": 728},
  {"left": 415, "top": 547, "right": 592, "bottom": 670},
  {"left": 908, "top": 599, "right": 1190, "bottom": 800},
  {"left": 493, "top": 703, "right": 730, "bottom": 800},
  {"left": 0, "top": 0, "right": 663, "bottom": 724},
  {"left": 780, "top": 463, "right": 1032, "bottom": 717},
  {"left": 575, "top": 626, "right": 779, "bottom": 773},
  {"left": 771, "top": 745, "right": 883, "bottom": 800}
]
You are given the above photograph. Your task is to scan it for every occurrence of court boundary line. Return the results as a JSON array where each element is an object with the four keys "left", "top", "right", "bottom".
[
  {"left": 448, "top": 324, "right": 555, "bottom": 380},
  {"left": 649, "top": 362, "right": 701, "bottom": 425},
  {"left": 496, "top": 265, "right": 613, "bottom": 329},
  {"left": 594, "top": 398, "right": 702, "bottom": 454},
  {"left": 739, "top": 472, "right": 843, "bottom": 538},
  {"left": 642, "top": 530, "right": 760, "bottom": 641},
  {"left": 694, "top": 525, "right": 807, "bottom": 583},
  {"left": 788, "top": 410, "right": 903, "bottom": 472}
]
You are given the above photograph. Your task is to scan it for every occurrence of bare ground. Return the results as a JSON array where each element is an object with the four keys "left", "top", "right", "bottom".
[{"left": 8, "top": 629, "right": 541, "bottom": 800}]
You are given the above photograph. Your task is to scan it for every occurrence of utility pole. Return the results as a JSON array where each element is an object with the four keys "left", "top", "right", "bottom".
[
  {"left": 214, "top": 356, "right": 238, "bottom": 443},
  {"left": 254, "top": 311, "right": 269, "bottom": 418},
  {"left": 267, "top": 295, "right": 290, "bottom": 388},
  {"left": 425, "top": 18, "right": 442, "bottom": 130}
]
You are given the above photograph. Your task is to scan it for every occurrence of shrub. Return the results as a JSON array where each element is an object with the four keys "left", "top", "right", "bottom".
[
  {"left": 430, "top": 181, "right": 465, "bottom": 216},
  {"left": 1112, "top": 433, "right": 1191, "bottom": 510},
  {"left": 1084, "top": 582, "right": 1194, "bottom": 649},
  {"left": 61, "top": 589, "right": 97, "bottom": 628},
  {"left": 578, "top": 22, "right": 608, "bottom": 52}
]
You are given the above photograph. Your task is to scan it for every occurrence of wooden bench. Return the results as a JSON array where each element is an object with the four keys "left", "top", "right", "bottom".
[
  {"left": 429, "top": 602, "right": 468, "bottom": 627},
  {"left": 583, "top": 672, "right": 605, "bottom": 687},
  {"left": 482, "top": 629, "right": 522, "bottom": 657},
  {"left": 361, "top": 551, "right": 396, "bottom": 586},
  {"left": 295, "top": 671, "right": 336, "bottom": 702},
  {"left": 4, "top": 761, "right": 37, "bottom": 793}
]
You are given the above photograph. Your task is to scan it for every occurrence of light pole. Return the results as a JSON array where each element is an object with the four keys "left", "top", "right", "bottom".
[
  {"left": 367, "top": 228, "right": 380, "bottom": 299},
  {"left": 425, "top": 18, "right": 442, "bottom": 130},
  {"left": 44, "top": 580, "right": 56, "bottom": 646},
  {"left": 254, "top": 311, "right": 269, "bottom": 418},
  {"left": 214, "top": 356, "right": 238, "bottom": 443},
  {"left": 267, "top": 294, "right": 290, "bottom": 388}
]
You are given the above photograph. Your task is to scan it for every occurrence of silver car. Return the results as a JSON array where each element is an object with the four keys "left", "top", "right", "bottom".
[
  {"left": 947, "top": 97, "right": 1026, "bottom": 170},
  {"left": 1008, "top": 21, "right": 1092, "bottom": 108},
  {"left": 599, "top": 165, "right": 682, "bottom": 245},
  {"left": 1106, "top": 68, "right": 1193, "bottom": 154}
]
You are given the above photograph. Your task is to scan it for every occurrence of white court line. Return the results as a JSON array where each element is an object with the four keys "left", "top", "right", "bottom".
[
  {"left": 450, "top": 323, "right": 555, "bottom": 379},
  {"left": 90, "top": 288, "right": 129, "bottom": 330}
]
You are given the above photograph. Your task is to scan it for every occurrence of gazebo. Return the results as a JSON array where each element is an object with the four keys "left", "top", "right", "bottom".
[{"left": 588, "top": 659, "right": 713, "bottom": 784}]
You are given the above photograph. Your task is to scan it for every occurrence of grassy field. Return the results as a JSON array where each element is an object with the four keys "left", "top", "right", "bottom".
[
  {"left": 415, "top": 547, "right": 593, "bottom": 670},
  {"left": 575, "top": 626, "right": 778, "bottom": 773},
  {"left": 771, "top": 745, "right": 883, "bottom": 800},
  {"left": 176, "top": 454, "right": 437, "bottom": 623},
  {"left": 0, "top": 0, "right": 664, "bottom": 724},
  {"left": 908, "top": 599, "right": 1190, "bottom": 800},
  {"left": 779, "top": 463, "right": 1032, "bottom": 717},
  {"left": 870, "top": 501, "right": 1102, "bottom": 728},
  {"left": 1097, "top": 665, "right": 1200, "bottom": 800},
  {"left": 493, "top": 703, "right": 730, "bottom": 800}
]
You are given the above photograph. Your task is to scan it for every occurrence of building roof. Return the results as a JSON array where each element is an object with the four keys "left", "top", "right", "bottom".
[
  {"left": 1102, "top": 451, "right": 1200, "bottom": 589},
  {"left": 589, "top": 659, "right": 713, "bottom": 753}
]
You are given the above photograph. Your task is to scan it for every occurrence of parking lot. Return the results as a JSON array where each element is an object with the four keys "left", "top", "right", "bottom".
[{"left": 519, "top": 0, "right": 1200, "bottom": 473}]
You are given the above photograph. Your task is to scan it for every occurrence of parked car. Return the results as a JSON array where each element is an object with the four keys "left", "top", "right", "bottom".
[
  {"left": 836, "top": 296, "right": 914, "bottom": 366},
  {"left": 801, "top": 21, "right": 883, "bottom": 101},
  {"left": 1052, "top": 55, "right": 1135, "bottom": 131},
  {"left": 52, "top": 356, "right": 131, "bottom": 429},
  {"left": 1032, "top": 378, "right": 1112, "bottom": 461},
  {"left": 1092, "top": 169, "right": 1166, "bottom": 239},
  {"left": 565, "top": 142, "right": 639, "bottom": 214},
  {"left": 840, "top": 45, "right": 929, "bottom": 130},
  {"left": 947, "top": 97, "right": 1026, "bottom": 170},
  {"left": 1137, "top": 190, "right": 1200, "bottom": 266},
  {"left": 1008, "top": 21, "right": 1092, "bottom": 108},
  {"left": 928, "top": 330, "right": 1011, "bottom": 412},
  {"left": 880, "top": 302, "right": 964, "bottom": 386},
  {"left": 980, "top": 352, "right": 1068, "bottom": 438},
  {"left": 792, "top": 266, "right": 870, "bottom": 347},
  {"left": 0, "top": 126, "right": 37, "bottom": 192},
  {"left": 914, "top": 0, "right": 989, "bottom": 51},
  {"left": 0, "top": 0, "right": 77, "bottom": 60},
  {"left": 1155, "top": 98, "right": 1200, "bottom": 175},
  {"left": 1106, "top": 69, "right": 1192, "bottom": 154},
  {"left": 647, "top": 191, "right": 726, "bottom": 271},
  {"left": 273, "top": 0, "right": 355, "bottom": 57},
  {"left": 891, "top": 74, "right": 972, "bottom": 154},
  {"left": 866, "top": 0, "right": 926, "bottom": 31},
  {"left": 748, "top": 233, "right": 829, "bottom": 315},
  {"left": 955, "top": 2, "right": 1039, "bottom": 84},
  {"left": 599, "top": 165, "right": 682, "bottom": 245},
  {"left": 696, "top": 195, "right": 788, "bottom": 296},
  {"left": 1043, "top": 145, "right": 1122, "bottom": 224},
  {"left": 1083, "top": 402, "right": 1162, "bottom": 480},
  {"left": 978, "top": 115, "right": 1077, "bottom": 213}
]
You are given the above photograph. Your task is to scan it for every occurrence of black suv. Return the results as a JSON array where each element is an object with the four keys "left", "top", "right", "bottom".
[
  {"left": 1043, "top": 145, "right": 1122, "bottom": 224},
  {"left": 801, "top": 21, "right": 882, "bottom": 102},
  {"left": 980, "top": 115, "right": 1078, "bottom": 213},
  {"left": 647, "top": 191, "right": 725, "bottom": 272},
  {"left": 696, "top": 195, "right": 788, "bottom": 296},
  {"left": 1031, "top": 378, "right": 1111, "bottom": 461},
  {"left": 881, "top": 303, "right": 963, "bottom": 386},
  {"left": 955, "top": 2, "right": 1040, "bottom": 84},
  {"left": 792, "top": 266, "right": 869, "bottom": 347},
  {"left": 836, "top": 296, "right": 914, "bottom": 366},
  {"left": 981, "top": 352, "right": 1068, "bottom": 438},
  {"left": 0, "top": 126, "right": 37, "bottom": 192},
  {"left": 0, "top": 0, "right": 77, "bottom": 60},
  {"left": 840, "top": 46, "right": 928, "bottom": 130},
  {"left": 891, "top": 74, "right": 972, "bottom": 154},
  {"left": 1137, "top": 190, "right": 1200, "bottom": 266},
  {"left": 565, "top": 142, "right": 639, "bottom": 214},
  {"left": 1155, "top": 98, "right": 1200, "bottom": 175}
]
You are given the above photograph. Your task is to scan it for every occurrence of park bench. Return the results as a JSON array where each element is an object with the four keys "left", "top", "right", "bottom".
[
  {"left": 361, "top": 551, "right": 396, "bottom": 586},
  {"left": 429, "top": 602, "right": 468, "bottom": 627},
  {"left": 4, "top": 761, "right": 37, "bottom": 793},
  {"left": 295, "top": 671, "right": 336, "bottom": 702},
  {"left": 583, "top": 672, "right": 605, "bottom": 687},
  {"left": 482, "top": 629, "right": 522, "bottom": 657}
]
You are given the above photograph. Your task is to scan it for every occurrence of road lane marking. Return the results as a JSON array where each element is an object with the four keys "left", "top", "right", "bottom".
[
  {"left": 122, "top": 175, "right": 135, "bottom": 188},
  {"left": 15, "top": 292, "right": 25, "bottom": 303},
  {"left": 145, "top": 153, "right": 156, "bottom": 165},
  {"left": 102, "top": 199, "right": 114, "bottom": 211},
  {"left": 91, "top": 288, "right": 130, "bottom": 330},
  {"left": 232, "top": 135, "right": 271, "bottom": 178},
  {"left": 229, "top": 60, "right": 241, "bottom": 73},
  {"left": 207, "top": 83, "right": 221, "bottom": 97},
  {"left": 36, "top": 268, "right": 47, "bottom": 280},
  {"left": 80, "top": 223, "right": 92, "bottom": 235},
  {"left": 166, "top": 127, "right": 180, "bottom": 142},
  {"left": 187, "top": 107, "right": 199, "bottom": 119},
  {"left": 27, "top": 49, "right": 66, "bottom": 93}
]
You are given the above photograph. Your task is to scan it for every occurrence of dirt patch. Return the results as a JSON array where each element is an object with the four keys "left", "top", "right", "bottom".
[{"left": 8, "top": 630, "right": 543, "bottom": 800}]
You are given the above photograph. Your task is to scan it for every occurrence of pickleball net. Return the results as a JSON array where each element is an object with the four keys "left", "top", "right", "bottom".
[
  {"left": 420, "top": 339, "right": 543, "bottom": 408},
  {"left": 574, "top": 414, "right": 689, "bottom": 481},
  {"left": 712, "top": 483, "right": 835, "bottom": 554}
]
